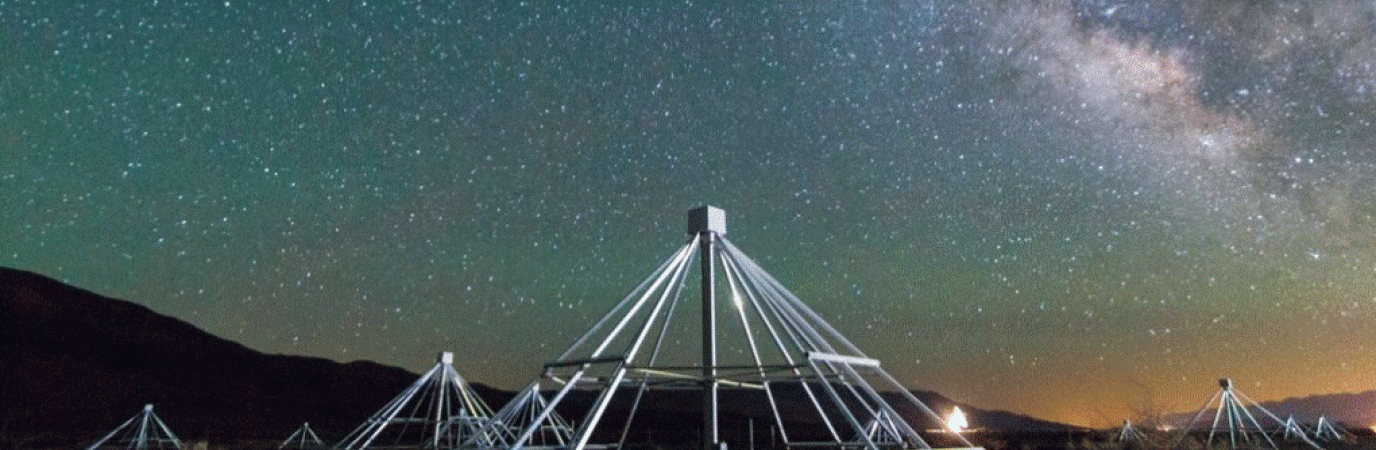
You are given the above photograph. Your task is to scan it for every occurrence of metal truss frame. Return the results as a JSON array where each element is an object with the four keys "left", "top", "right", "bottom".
[
  {"left": 338, "top": 352, "right": 497, "bottom": 450},
  {"left": 279, "top": 422, "right": 326, "bottom": 449},
  {"left": 84, "top": 404, "right": 184, "bottom": 450},
  {"left": 483, "top": 207, "right": 968, "bottom": 450},
  {"left": 1172, "top": 379, "right": 1321, "bottom": 450}
]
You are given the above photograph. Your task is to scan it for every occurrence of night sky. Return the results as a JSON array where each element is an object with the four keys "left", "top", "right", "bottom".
[{"left": 5, "top": 0, "right": 1376, "bottom": 427}]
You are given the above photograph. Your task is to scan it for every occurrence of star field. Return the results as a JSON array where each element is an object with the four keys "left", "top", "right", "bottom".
[{"left": 4, "top": 0, "right": 1376, "bottom": 427}]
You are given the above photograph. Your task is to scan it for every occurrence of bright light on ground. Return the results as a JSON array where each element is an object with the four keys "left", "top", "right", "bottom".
[{"left": 947, "top": 406, "right": 968, "bottom": 433}]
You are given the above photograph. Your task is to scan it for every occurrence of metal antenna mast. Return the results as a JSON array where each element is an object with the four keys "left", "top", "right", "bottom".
[{"left": 691, "top": 205, "right": 725, "bottom": 450}]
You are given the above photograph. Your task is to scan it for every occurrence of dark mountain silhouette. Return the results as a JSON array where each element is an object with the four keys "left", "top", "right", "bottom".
[
  {"left": 0, "top": 267, "right": 511, "bottom": 448},
  {"left": 0, "top": 266, "right": 1072, "bottom": 449},
  {"left": 1258, "top": 391, "right": 1376, "bottom": 425}
]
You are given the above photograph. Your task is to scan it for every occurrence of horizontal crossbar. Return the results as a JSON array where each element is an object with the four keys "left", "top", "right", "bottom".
[{"left": 806, "top": 352, "right": 881, "bottom": 368}]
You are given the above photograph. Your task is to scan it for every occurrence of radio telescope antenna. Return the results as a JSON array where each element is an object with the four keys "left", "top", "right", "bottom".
[
  {"left": 1116, "top": 419, "right": 1148, "bottom": 446},
  {"left": 484, "top": 206, "right": 972, "bottom": 450},
  {"left": 1280, "top": 416, "right": 1307, "bottom": 442},
  {"left": 1312, "top": 416, "right": 1353, "bottom": 442},
  {"left": 337, "top": 352, "right": 497, "bottom": 450},
  {"left": 84, "top": 404, "right": 184, "bottom": 450},
  {"left": 278, "top": 422, "right": 326, "bottom": 450},
  {"left": 1171, "top": 379, "right": 1321, "bottom": 450}
]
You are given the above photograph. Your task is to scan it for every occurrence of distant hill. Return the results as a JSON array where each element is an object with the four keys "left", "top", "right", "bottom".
[
  {"left": 0, "top": 266, "right": 1074, "bottom": 448},
  {"left": 913, "top": 393, "right": 1076, "bottom": 432},
  {"left": 1165, "top": 390, "right": 1376, "bottom": 427},
  {"left": 1258, "top": 391, "right": 1376, "bottom": 426},
  {"left": 0, "top": 267, "right": 520, "bottom": 448}
]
